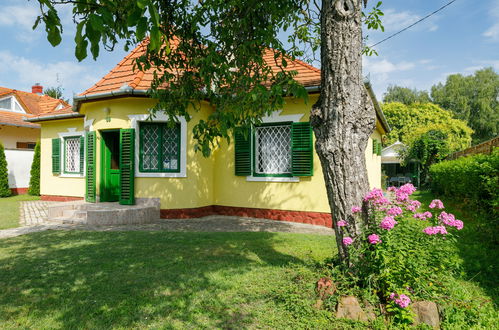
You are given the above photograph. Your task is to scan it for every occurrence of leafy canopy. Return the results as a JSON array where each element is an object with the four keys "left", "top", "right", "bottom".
[
  {"left": 382, "top": 102, "right": 473, "bottom": 152},
  {"left": 431, "top": 67, "right": 499, "bottom": 144},
  {"left": 34, "top": 0, "right": 384, "bottom": 156},
  {"left": 382, "top": 85, "right": 431, "bottom": 104}
]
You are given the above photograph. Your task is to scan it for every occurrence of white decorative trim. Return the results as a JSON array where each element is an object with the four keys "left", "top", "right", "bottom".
[
  {"left": 128, "top": 112, "right": 187, "bottom": 178},
  {"left": 246, "top": 110, "right": 302, "bottom": 182},
  {"left": 261, "top": 110, "right": 304, "bottom": 123},
  {"left": 58, "top": 130, "right": 85, "bottom": 178},
  {"left": 84, "top": 117, "right": 95, "bottom": 131},
  {"left": 246, "top": 176, "right": 299, "bottom": 182}
]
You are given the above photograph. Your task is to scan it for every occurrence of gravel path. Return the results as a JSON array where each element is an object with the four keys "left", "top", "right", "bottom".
[{"left": 0, "top": 215, "right": 334, "bottom": 239}]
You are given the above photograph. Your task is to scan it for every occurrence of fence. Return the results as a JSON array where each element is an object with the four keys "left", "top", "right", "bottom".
[
  {"left": 5, "top": 149, "right": 34, "bottom": 190},
  {"left": 447, "top": 136, "right": 499, "bottom": 160}
]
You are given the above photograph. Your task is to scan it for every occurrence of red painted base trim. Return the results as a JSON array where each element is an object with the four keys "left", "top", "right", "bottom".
[
  {"left": 10, "top": 188, "right": 28, "bottom": 195},
  {"left": 161, "top": 205, "right": 333, "bottom": 228},
  {"left": 41, "top": 195, "right": 84, "bottom": 202}
]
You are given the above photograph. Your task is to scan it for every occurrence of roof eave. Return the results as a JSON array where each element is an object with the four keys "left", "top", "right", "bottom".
[
  {"left": 72, "top": 88, "right": 150, "bottom": 112},
  {"left": 24, "top": 112, "right": 85, "bottom": 123},
  {"left": 0, "top": 122, "right": 40, "bottom": 128}
]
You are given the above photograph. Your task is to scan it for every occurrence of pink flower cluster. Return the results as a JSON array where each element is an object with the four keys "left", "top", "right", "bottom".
[
  {"left": 394, "top": 183, "right": 417, "bottom": 202},
  {"left": 368, "top": 234, "right": 382, "bottom": 244},
  {"left": 429, "top": 199, "right": 445, "bottom": 209},
  {"left": 438, "top": 212, "right": 464, "bottom": 230},
  {"left": 380, "top": 216, "right": 398, "bottom": 231},
  {"left": 406, "top": 200, "right": 421, "bottom": 212},
  {"left": 386, "top": 206, "right": 403, "bottom": 217},
  {"left": 343, "top": 237, "right": 353, "bottom": 246},
  {"left": 423, "top": 226, "right": 448, "bottom": 235},
  {"left": 364, "top": 188, "right": 390, "bottom": 207},
  {"left": 413, "top": 211, "right": 432, "bottom": 220},
  {"left": 389, "top": 293, "right": 411, "bottom": 308},
  {"left": 351, "top": 206, "right": 361, "bottom": 214},
  {"left": 337, "top": 220, "right": 348, "bottom": 227}
]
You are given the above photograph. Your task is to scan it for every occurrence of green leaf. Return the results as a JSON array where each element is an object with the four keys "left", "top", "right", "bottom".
[
  {"left": 136, "top": 17, "right": 148, "bottom": 41},
  {"left": 137, "top": 0, "right": 149, "bottom": 9},
  {"left": 32, "top": 16, "right": 41, "bottom": 30},
  {"left": 75, "top": 40, "right": 88, "bottom": 62},
  {"left": 89, "top": 14, "right": 105, "bottom": 32},
  {"left": 149, "top": 25, "right": 160, "bottom": 50}
]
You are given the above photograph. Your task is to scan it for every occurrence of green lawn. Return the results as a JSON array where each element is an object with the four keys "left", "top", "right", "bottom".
[
  {"left": 0, "top": 192, "right": 496, "bottom": 328},
  {"left": 0, "top": 231, "right": 349, "bottom": 329},
  {"left": 0, "top": 194, "right": 40, "bottom": 229}
]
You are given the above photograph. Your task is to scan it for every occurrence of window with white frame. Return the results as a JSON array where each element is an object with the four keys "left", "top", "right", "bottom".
[
  {"left": 139, "top": 122, "right": 180, "bottom": 173},
  {"left": 64, "top": 136, "right": 82, "bottom": 174},
  {"left": 254, "top": 123, "right": 292, "bottom": 176},
  {"left": 0, "top": 96, "right": 25, "bottom": 113}
]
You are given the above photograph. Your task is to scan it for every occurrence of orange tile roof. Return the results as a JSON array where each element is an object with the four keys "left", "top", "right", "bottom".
[
  {"left": 0, "top": 110, "right": 39, "bottom": 128},
  {"left": 81, "top": 41, "right": 321, "bottom": 96},
  {"left": 0, "top": 87, "right": 69, "bottom": 116}
]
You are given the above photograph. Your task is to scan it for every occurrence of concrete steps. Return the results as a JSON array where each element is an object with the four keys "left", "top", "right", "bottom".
[{"left": 47, "top": 198, "right": 160, "bottom": 226}]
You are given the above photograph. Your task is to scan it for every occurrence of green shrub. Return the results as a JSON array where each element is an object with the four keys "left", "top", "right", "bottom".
[
  {"left": 0, "top": 142, "right": 11, "bottom": 197},
  {"left": 28, "top": 141, "right": 41, "bottom": 196},
  {"left": 429, "top": 149, "right": 498, "bottom": 214}
]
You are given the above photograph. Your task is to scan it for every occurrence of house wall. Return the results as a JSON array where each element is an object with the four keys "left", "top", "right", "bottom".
[
  {"left": 38, "top": 95, "right": 385, "bottom": 225},
  {"left": 213, "top": 95, "right": 383, "bottom": 215},
  {"left": 81, "top": 97, "right": 214, "bottom": 209},
  {"left": 0, "top": 125, "right": 39, "bottom": 149},
  {"left": 40, "top": 118, "right": 85, "bottom": 198}
]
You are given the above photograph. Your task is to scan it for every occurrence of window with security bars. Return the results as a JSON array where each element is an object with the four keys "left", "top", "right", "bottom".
[
  {"left": 254, "top": 124, "right": 292, "bottom": 176},
  {"left": 64, "top": 137, "right": 81, "bottom": 173},
  {"left": 139, "top": 122, "right": 180, "bottom": 172}
]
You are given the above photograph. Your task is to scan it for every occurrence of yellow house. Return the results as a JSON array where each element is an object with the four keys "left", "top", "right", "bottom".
[{"left": 26, "top": 43, "right": 389, "bottom": 227}]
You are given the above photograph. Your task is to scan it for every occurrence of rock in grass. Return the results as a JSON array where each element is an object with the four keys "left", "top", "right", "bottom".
[
  {"left": 336, "top": 296, "right": 374, "bottom": 322},
  {"left": 411, "top": 301, "right": 440, "bottom": 329}
]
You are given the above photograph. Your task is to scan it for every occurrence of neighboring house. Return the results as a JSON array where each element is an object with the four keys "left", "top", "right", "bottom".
[
  {"left": 0, "top": 85, "right": 68, "bottom": 194},
  {"left": 381, "top": 141, "right": 420, "bottom": 187},
  {"left": 26, "top": 42, "right": 390, "bottom": 227}
]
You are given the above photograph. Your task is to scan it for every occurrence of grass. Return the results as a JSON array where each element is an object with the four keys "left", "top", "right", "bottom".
[
  {"left": 0, "top": 231, "right": 351, "bottom": 329},
  {"left": 0, "top": 191, "right": 496, "bottom": 328},
  {"left": 0, "top": 194, "right": 40, "bottom": 229},
  {"left": 411, "top": 190, "right": 498, "bottom": 328}
]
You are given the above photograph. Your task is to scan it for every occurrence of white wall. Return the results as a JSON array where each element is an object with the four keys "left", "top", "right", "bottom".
[{"left": 5, "top": 149, "right": 34, "bottom": 188}]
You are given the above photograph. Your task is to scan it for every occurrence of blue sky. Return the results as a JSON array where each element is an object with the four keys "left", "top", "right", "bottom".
[{"left": 0, "top": 0, "right": 498, "bottom": 101}]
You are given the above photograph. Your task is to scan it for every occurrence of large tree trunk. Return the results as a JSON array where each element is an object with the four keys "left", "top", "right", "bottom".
[{"left": 310, "top": 0, "right": 376, "bottom": 262}]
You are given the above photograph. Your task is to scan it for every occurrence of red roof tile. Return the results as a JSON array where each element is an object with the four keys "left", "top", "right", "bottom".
[
  {"left": 0, "top": 111, "right": 39, "bottom": 128},
  {"left": 81, "top": 41, "right": 321, "bottom": 96}
]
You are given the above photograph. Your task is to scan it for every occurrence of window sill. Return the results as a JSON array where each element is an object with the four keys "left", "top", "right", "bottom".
[
  {"left": 246, "top": 176, "right": 299, "bottom": 183},
  {"left": 136, "top": 172, "right": 187, "bottom": 178},
  {"left": 59, "top": 173, "right": 84, "bottom": 178}
]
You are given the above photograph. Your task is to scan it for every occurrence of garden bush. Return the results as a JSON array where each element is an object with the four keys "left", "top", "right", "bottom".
[
  {"left": 0, "top": 142, "right": 11, "bottom": 197},
  {"left": 429, "top": 148, "right": 498, "bottom": 214},
  {"left": 28, "top": 141, "right": 41, "bottom": 196},
  {"left": 330, "top": 184, "right": 464, "bottom": 325}
]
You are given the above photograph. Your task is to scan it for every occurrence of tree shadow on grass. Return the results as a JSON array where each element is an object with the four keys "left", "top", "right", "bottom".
[{"left": 0, "top": 230, "right": 327, "bottom": 328}]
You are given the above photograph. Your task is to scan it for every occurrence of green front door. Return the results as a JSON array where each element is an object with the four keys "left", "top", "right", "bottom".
[{"left": 100, "top": 130, "right": 121, "bottom": 202}]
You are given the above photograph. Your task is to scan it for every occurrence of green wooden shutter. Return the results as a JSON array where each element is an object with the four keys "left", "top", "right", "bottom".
[
  {"left": 291, "top": 122, "right": 313, "bottom": 176},
  {"left": 52, "top": 138, "right": 60, "bottom": 174},
  {"left": 119, "top": 128, "right": 135, "bottom": 205},
  {"left": 79, "top": 136, "right": 85, "bottom": 175},
  {"left": 377, "top": 141, "right": 382, "bottom": 156},
  {"left": 85, "top": 131, "right": 96, "bottom": 203},
  {"left": 372, "top": 139, "right": 378, "bottom": 154},
  {"left": 234, "top": 127, "right": 251, "bottom": 176}
]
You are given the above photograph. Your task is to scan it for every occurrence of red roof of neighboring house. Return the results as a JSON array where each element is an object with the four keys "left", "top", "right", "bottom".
[
  {"left": 81, "top": 40, "right": 321, "bottom": 96},
  {"left": 0, "top": 87, "right": 70, "bottom": 127}
]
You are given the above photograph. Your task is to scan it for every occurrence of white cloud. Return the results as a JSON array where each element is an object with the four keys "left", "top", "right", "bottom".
[
  {"left": 483, "top": 2, "right": 499, "bottom": 42},
  {"left": 363, "top": 57, "right": 415, "bottom": 75},
  {"left": 0, "top": 51, "right": 103, "bottom": 99},
  {"left": 380, "top": 9, "right": 439, "bottom": 34},
  {"left": 0, "top": 5, "right": 41, "bottom": 42}
]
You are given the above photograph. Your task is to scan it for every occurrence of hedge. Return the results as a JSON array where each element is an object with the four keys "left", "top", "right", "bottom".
[
  {"left": 28, "top": 141, "right": 41, "bottom": 196},
  {"left": 429, "top": 148, "right": 498, "bottom": 214},
  {"left": 0, "top": 142, "right": 11, "bottom": 197}
]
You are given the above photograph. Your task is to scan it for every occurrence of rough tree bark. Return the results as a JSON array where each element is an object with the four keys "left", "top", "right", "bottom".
[{"left": 310, "top": 0, "right": 376, "bottom": 262}]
